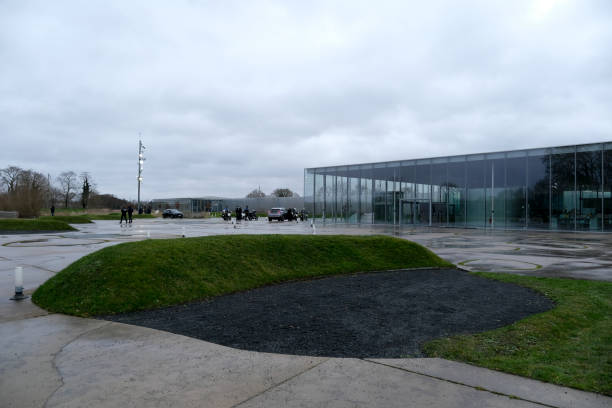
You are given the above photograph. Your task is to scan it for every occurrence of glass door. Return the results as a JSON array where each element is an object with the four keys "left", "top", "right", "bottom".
[{"left": 400, "top": 200, "right": 429, "bottom": 225}]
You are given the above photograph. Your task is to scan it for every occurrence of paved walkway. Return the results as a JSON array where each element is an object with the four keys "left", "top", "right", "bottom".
[{"left": 1, "top": 219, "right": 610, "bottom": 407}]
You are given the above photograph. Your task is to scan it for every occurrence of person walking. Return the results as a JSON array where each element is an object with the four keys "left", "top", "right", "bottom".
[
  {"left": 50, "top": 205, "right": 55, "bottom": 216},
  {"left": 128, "top": 205, "right": 134, "bottom": 224},
  {"left": 236, "top": 207, "right": 242, "bottom": 221},
  {"left": 120, "top": 206, "right": 128, "bottom": 225}
]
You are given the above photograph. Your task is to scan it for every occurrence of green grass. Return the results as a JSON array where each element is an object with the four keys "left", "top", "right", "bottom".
[
  {"left": 87, "top": 213, "right": 156, "bottom": 220},
  {"left": 0, "top": 218, "right": 77, "bottom": 232},
  {"left": 423, "top": 272, "right": 612, "bottom": 396},
  {"left": 33, "top": 235, "right": 451, "bottom": 316},
  {"left": 39, "top": 215, "right": 93, "bottom": 224}
]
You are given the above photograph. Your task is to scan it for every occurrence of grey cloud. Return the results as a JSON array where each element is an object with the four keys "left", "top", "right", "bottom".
[{"left": 1, "top": 0, "right": 611, "bottom": 200}]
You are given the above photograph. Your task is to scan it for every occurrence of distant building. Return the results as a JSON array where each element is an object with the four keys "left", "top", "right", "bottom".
[
  {"left": 304, "top": 141, "right": 612, "bottom": 232},
  {"left": 151, "top": 196, "right": 304, "bottom": 217}
]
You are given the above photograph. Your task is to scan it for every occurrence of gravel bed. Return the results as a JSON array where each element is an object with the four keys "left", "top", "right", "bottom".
[{"left": 104, "top": 269, "right": 554, "bottom": 358}]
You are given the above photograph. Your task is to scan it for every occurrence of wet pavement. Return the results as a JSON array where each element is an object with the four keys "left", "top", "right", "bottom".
[{"left": 1, "top": 218, "right": 611, "bottom": 407}]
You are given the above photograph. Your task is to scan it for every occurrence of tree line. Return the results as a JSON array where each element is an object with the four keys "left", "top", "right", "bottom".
[
  {"left": 0, "top": 165, "right": 131, "bottom": 217},
  {"left": 246, "top": 187, "right": 299, "bottom": 198}
]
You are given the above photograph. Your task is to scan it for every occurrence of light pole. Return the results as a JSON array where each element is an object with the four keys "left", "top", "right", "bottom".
[{"left": 137, "top": 139, "right": 146, "bottom": 212}]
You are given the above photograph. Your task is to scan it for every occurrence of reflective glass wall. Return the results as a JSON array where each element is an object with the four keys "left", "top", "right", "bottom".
[
  {"left": 606, "top": 143, "right": 612, "bottom": 231},
  {"left": 304, "top": 142, "right": 611, "bottom": 231}
]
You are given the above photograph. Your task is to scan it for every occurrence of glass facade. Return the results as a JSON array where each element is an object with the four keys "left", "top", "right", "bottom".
[{"left": 304, "top": 141, "right": 612, "bottom": 232}]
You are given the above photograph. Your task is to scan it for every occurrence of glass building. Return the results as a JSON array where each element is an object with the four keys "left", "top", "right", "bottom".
[{"left": 304, "top": 142, "right": 612, "bottom": 232}]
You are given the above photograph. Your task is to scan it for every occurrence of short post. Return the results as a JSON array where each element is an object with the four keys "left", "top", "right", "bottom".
[{"left": 10, "top": 266, "right": 28, "bottom": 301}]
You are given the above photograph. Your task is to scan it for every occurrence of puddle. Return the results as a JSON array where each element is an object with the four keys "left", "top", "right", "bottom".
[
  {"left": 460, "top": 258, "right": 542, "bottom": 272},
  {"left": 4, "top": 238, "right": 108, "bottom": 247}
]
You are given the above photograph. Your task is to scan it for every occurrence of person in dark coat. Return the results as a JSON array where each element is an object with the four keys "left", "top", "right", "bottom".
[
  {"left": 128, "top": 205, "right": 134, "bottom": 223},
  {"left": 236, "top": 207, "right": 242, "bottom": 221},
  {"left": 50, "top": 205, "right": 55, "bottom": 216},
  {"left": 120, "top": 206, "right": 128, "bottom": 224}
]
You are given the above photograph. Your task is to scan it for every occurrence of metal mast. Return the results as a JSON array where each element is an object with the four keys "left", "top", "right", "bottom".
[{"left": 137, "top": 139, "right": 146, "bottom": 211}]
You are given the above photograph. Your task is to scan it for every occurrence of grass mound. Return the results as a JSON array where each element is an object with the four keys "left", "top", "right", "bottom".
[
  {"left": 33, "top": 235, "right": 451, "bottom": 316},
  {"left": 0, "top": 218, "right": 76, "bottom": 232},
  {"left": 424, "top": 273, "right": 612, "bottom": 396},
  {"left": 39, "top": 215, "right": 93, "bottom": 224}
]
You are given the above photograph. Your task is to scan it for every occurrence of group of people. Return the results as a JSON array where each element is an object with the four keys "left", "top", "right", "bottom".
[
  {"left": 120, "top": 205, "right": 134, "bottom": 224},
  {"left": 48, "top": 204, "right": 141, "bottom": 225},
  {"left": 222, "top": 206, "right": 256, "bottom": 222}
]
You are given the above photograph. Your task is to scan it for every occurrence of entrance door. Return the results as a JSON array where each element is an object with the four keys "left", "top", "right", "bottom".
[{"left": 400, "top": 200, "right": 430, "bottom": 225}]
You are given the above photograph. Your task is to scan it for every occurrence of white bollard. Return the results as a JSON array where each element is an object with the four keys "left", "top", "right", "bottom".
[
  {"left": 15, "top": 266, "right": 22, "bottom": 289},
  {"left": 10, "top": 266, "right": 28, "bottom": 300},
  {"left": 182, "top": 226, "right": 186, "bottom": 238}
]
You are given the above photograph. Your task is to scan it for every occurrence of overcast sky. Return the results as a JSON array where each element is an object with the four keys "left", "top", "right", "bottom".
[{"left": 1, "top": 0, "right": 611, "bottom": 200}]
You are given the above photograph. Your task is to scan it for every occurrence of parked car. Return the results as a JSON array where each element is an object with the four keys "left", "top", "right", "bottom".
[
  {"left": 162, "top": 209, "right": 184, "bottom": 219},
  {"left": 268, "top": 207, "right": 287, "bottom": 222}
]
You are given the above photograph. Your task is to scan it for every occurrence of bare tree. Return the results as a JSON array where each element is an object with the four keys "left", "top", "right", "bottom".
[
  {"left": 80, "top": 172, "right": 96, "bottom": 209},
  {"left": 57, "top": 171, "right": 77, "bottom": 208},
  {"left": 0, "top": 169, "right": 47, "bottom": 217},
  {"left": 246, "top": 187, "right": 265, "bottom": 198},
  {"left": 271, "top": 188, "right": 294, "bottom": 197},
  {"left": 88, "top": 193, "right": 130, "bottom": 209},
  {"left": 44, "top": 174, "right": 60, "bottom": 207},
  {"left": 1, "top": 166, "right": 23, "bottom": 192}
]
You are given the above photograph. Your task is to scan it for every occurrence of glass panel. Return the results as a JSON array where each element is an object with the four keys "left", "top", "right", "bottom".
[
  {"left": 401, "top": 161, "right": 416, "bottom": 199},
  {"left": 336, "top": 173, "right": 347, "bottom": 223},
  {"left": 360, "top": 166, "right": 373, "bottom": 224},
  {"left": 466, "top": 156, "right": 485, "bottom": 227},
  {"left": 485, "top": 157, "right": 505, "bottom": 229},
  {"left": 447, "top": 158, "right": 465, "bottom": 226},
  {"left": 505, "top": 153, "right": 526, "bottom": 228},
  {"left": 314, "top": 173, "right": 325, "bottom": 220},
  {"left": 551, "top": 147, "right": 575, "bottom": 230},
  {"left": 372, "top": 164, "right": 387, "bottom": 223},
  {"left": 325, "top": 173, "right": 336, "bottom": 222},
  {"left": 400, "top": 161, "right": 416, "bottom": 225},
  {"left": 348, "top": 175, "right": 359, "bottom": 224},
  {"left": 360, "top": 179, "right": 371, "bottom": 224},
  {"left": 527, "top": 150, "right": 550, "bottom": 229},
  {"left": 387, "top": 164, "right": 401, "bottom": 224},
  {"left": 304, "top": 169, "right": 314, "bottom": 218},
  {"left": 576, "top": 144, "right": 603, "bottom": 231},
  {"left": 415, "top": 160, "right": 430, "bottom": 201},
  {"left": 605, "top": 143, "right": 612, "bottom": 231},
  {"left": 373, "top": 179, "right": 386, "bottom": 223},
  {"left": 431, "top": 161, "right": 447, "bottom": 226}
]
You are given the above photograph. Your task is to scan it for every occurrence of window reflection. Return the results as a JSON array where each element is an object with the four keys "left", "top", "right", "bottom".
[{"left": 306, "top": 142, "right": 608, "bottom": 232}]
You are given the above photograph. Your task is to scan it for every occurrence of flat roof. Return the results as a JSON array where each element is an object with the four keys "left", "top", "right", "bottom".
[{"left": 306, "top": 140, "right": 612, "bottom": 171}]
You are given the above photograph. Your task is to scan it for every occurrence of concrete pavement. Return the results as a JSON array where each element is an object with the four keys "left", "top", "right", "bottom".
[{"left": 1, "top": 218, "right": 610, "bottom": 407}]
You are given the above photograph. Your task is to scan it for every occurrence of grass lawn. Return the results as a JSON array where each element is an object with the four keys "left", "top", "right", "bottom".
[
  {"left": 39, "top": 215, "right": 93, "bottom": 224},
  {"left": 423, "top": 272, "right": 612, "bottom": 396},
  {"left": 32, "top": 234, "right": 451, "bottom": 316},
  {"left": 0, "top": 218, "right": 76, "bottom": 232}
]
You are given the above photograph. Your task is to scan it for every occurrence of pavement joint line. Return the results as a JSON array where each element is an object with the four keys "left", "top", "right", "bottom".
[
  {"left": 0, "top": 311, "right": 54, "bottom": 324},
  {"left": 362, "top": 359, "right": 559, "bottom": 408},
  {"left": 43, "top": 320, "right": 111, "bottom": 408},
  {"left": 231, "top": 357, "right": 330, "bottom": 408},
  {"left": 21, "top": 263, "right": 59, "bottom": 274}
]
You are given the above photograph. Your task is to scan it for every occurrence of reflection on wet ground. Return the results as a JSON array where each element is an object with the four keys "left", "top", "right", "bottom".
[{"left": 1, "top": 218, "right": 611, "bottom": 284}]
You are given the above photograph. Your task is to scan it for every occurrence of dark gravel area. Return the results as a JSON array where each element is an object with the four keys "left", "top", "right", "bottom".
[{"left": 104, "top": 269, "right": 554, "bottom": 358}]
